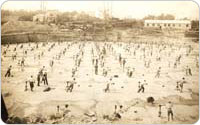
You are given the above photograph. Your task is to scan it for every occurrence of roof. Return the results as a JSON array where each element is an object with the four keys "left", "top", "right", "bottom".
[
  {"left": 33, "top": 14, "right": 45, "bottom": 18},
  {"left": 144, "top": 20, "right": 191, "bottom": 24}
]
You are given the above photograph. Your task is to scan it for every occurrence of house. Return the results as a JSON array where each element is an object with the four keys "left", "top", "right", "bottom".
[
  {"left": 33, "top": 10, "right": 58, "bottom": 24},
  {"left": 33, "top": 14, "right": 45, "bottom": 23}
]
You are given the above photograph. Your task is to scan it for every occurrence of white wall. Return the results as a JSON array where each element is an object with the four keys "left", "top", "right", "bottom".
[{"left": 144, "top": 22, "right": 191, "bottom": 30}]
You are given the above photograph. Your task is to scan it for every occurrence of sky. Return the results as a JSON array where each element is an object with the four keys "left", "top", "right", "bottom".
[{"left": 1, "top": 1, "right": 199, "bottom": 20}]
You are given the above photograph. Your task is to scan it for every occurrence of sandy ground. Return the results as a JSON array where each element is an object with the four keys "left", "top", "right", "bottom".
[{"left": 1, "top": 35, "right": 199, "bottom": 124}]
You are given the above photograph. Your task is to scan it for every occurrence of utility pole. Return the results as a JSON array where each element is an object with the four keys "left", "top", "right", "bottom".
[
  {"left": 102, "top": 1, "right": 113, "bottom": 41},
  {"left": 40, "top": 1, "right": 47, "bottom": 13},
  {"left": 103, "top": 2, "right": 110, "bottom": 41}
]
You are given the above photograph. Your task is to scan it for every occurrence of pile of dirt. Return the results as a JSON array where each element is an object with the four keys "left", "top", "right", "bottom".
[
  {"left": 156, "top": 94, "right": 199, "bottom": 105},
  {"left": 2, "top": 21, "right": 52, "bottom": 34}
]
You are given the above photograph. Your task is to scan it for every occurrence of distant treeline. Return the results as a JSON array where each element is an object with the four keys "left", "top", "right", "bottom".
[
  {"left": 1, "top": 10, "right": 199, "bottom": 30},
  {"left": 143, "top": 14, "right": 175, "bottom": 20},
  {"left": 1, "top": 10, "right": 100, "bottom": 25}
]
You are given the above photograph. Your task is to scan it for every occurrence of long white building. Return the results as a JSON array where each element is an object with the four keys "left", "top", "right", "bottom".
[{"left": 144, "top": 20, "right": 191, "bottom": 30}]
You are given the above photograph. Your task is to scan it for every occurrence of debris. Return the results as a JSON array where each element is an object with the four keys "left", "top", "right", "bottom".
[
  {"left": 43, "top": 87, "right": 51, "bottom": 92},
  {"left": 147, "top": 96, "right": 155, "bottom": 104},
  {"left": 114, "top": 75, "right": 119, "bottom": 78}
]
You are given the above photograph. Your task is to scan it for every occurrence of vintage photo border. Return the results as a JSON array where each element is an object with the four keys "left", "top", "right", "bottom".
[{"left": 0, "top": 0, "right": 199, "bottom": 125}]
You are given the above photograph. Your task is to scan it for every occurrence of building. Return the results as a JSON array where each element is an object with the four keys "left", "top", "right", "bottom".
[
  {"left": 144, "top": 20, "right": 191, "bottom": 30},
  {"left": 33, "top": 10, "right": 58, "bottom": 24},
  {"left": 45, "top": 10, "right": 58, "bottom": 23},
  {"left": 33, "top": 14, "right": 45, "bottom": 23}
]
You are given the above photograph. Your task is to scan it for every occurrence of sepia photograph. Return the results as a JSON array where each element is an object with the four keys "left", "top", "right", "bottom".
[{"left": 1, "top": 1, "right": 199, "bottom": 124}]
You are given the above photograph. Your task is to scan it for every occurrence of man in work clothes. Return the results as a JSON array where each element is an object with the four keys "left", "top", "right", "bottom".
[
  {"left": 179, "top": 77, "right": 187, "bottom": 93},
  {"left": 95, "top": 64, "right": 98, "bottom": 75},
  {"left": 42, "top": 72, "right": 48, "bottom": 85},
  {"left": 21, "top": 57, "right": 25, "bottom": 67},
  {"left": 105, "top": 78, "right": 112, "bottom": 93},
  {"left": 37, "top": 72, "right": 41, "bottom": 86},
  {"left": 5, "top": 65, "right": 12, "bottom": 77},
  {"left": 122, "top": 58, "right": 126, "bottom": 71},
  {"left": 138, "top": 80, "right": 148, "bottom": 93},
  {"left": 155, "top": 67, "right": 161, "bottom": 78},
  {"left": 66, "top": 78, "right": 76, "bottom": 92},
  {"left": 166, "top": 101, "right": 174, "bottom": 121},
  {"left": 29, "top": 75, "right": 35, "bottom": 92}
]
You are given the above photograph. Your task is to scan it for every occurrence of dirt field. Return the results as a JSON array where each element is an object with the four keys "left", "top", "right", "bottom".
[{"left": 1, "top": 35, "right": 199, "bottom": 124}]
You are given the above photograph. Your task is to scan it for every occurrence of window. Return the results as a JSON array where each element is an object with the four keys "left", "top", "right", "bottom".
[
  {"left": 179, "top": 24, "right": 181, "bottom": 27},
  {"left": 147, "top": 23, "right": 149, "bottom": 26},
  {"left": 186, "top": 24, "right": 189, "bottom": 27},
  {"left": 164, "top": 24, "right": 167, "bottom": 27},
  {"left": 173, "top": 24, "right": 175, "bottom": 27},
  {"left": 157, "top": 24, "right": 160, "bottom": 26},
  {"left": 168, "top": 24, "right": 171, "bottom": 27},
  {"left": 152, "top": 24, "right": 155, "bottom": 26}
]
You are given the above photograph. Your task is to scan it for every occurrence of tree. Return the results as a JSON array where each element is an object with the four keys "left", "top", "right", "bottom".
[
  {"left": 164, "top": 14, "right": 175, "bottom": 20},
  {"left": 18, "top": 15, "right": 33, "bottom": 21},
  {"left": 1, "top": 10, "right": 10, "bottom": 18},
  {"left": 191, "top": 20, "right": 199, "bottom": 30},
  {"left": 143, "top": 14, "right": 175, "bottom": 20},
  {"left": 182, "top": 17, "right": 189, "bottom": 20},
  {"left": 143, "top": 15, "right": 156, "bottom": 20}
]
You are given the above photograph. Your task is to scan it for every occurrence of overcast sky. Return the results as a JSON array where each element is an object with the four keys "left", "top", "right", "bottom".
[{"left": 2, "top": 1, "right": 199, "bottom": 20}]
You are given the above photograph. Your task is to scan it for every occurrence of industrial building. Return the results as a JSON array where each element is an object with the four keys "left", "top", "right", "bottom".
[{"left": 144, "top": 20, "right": 191, "bottom": 30}]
